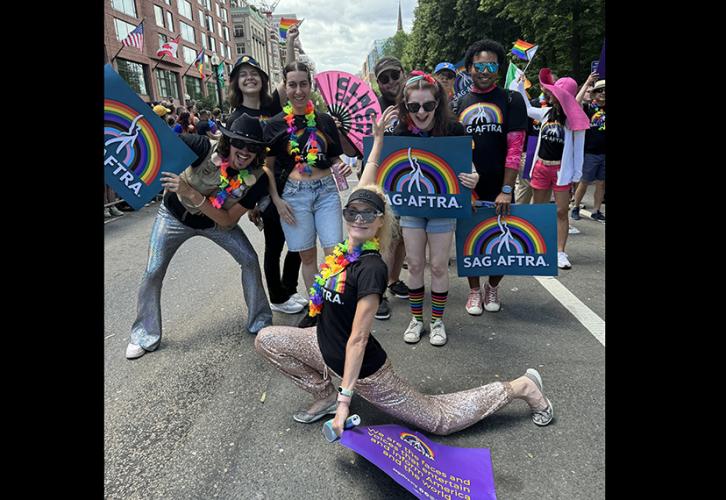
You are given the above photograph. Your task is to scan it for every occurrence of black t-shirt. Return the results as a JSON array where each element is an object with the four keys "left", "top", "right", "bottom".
[
  {"left": 583, "top": 103, "right": 606, "bottom": 155},
  {"left": 391, "top": 118, "right": 466, "bottom": 137},
  {"left": 317, "top": 251, "right": 388, "bottom": 379},
  {"left": 455, "top": 87, "right": 527, "bottom": 201},
  {"left": 263, "top": 110, "right": 344, "bottom": 192},
  {"left": 163, "top": 166, "right": 269, "bottom": 229},
  {"left": 538, "top": 114, "right": 565, "bottom": 161},
  {"left": 227, "top": 88, "right": 284, "bottom": 127},
  {"left": 195, "top": 119, "right": 216, "bottom": 136},
  {"left": 527, "top": 98, "right": 543, "bottom": 137}
]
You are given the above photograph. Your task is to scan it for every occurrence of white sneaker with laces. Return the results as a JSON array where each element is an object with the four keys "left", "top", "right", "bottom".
[
  {"left": 270, "top": 297, "right": 306, "bottom": 314},
  {"left": 429, "top": 319, "right": 447, "bottom": 346},
  {"left": 125, "top": 343, "right": 145, "bottom": 359},
  {"left": 483, "top": 282, "right": 501, "bottom": 312},
  {"left": 465, "top": 289, "right": 483, "bottom": 315},
  {"left": 403, "top": 317, "right": 425, "bottom": 343},
  {"left": 557, "top": 251, "right": 572, "bottom": 269},
  {"left": 290, "top": 293, "right": 309, "bottom": 306}
]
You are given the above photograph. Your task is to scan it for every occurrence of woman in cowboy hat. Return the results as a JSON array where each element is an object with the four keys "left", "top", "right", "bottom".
[
  {"left": 514, "top": 68, "right": 590, "bottom": 270},
  {"left": 125, "top": 114, "right": 273, "bottom": 359}
]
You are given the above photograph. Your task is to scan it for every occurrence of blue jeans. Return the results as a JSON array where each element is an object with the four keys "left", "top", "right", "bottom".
[
  {"left": 280, "top": 175, "right": 343, "bottom": 251},
  {"left": 399, "top": 216, "right": 456, "bottom": 233},
  {"left": 130, "top": 203, "right": 272, "bottom": 350}
]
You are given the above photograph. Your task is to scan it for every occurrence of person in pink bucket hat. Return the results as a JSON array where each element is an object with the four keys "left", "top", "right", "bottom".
[{"left": 513, "top": 68, "right": 589, "bottom": 270}]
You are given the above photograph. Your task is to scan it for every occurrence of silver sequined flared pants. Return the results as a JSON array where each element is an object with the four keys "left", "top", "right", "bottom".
[
  {"left": 130, "top": 203, "right": 272, "bottom": 350},
  {"left": 255, "top": 326, "right": 514, "bottom": 436}
]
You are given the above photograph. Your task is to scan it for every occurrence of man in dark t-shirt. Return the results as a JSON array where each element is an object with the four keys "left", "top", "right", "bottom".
[
  {"left": 195, "top": 110, "right": 221, "bottom": 140},
  {"left": 454, "top": 38, "right": 528, "bottom": 316}
]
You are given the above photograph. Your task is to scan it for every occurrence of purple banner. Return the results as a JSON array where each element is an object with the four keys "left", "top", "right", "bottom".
[
  {"left": 522, "top": 135, "right": 538, "bottom": 180},
  {"left": 596, "top": 39, "right": 606, "bottom": 78},
  {"left": 340, "top": 424, "right": 496, "bottom": 500}
]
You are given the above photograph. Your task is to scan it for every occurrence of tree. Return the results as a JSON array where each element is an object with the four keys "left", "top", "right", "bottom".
[{"left": 382, "top": 30, "right": 409, "bottom": 62}]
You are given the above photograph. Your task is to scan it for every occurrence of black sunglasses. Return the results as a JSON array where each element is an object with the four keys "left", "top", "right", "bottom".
[
  {"left": 231, "top": 139, "right": 264, "bottom": 153},
  {"left": 405, "top": 101, "right": 437, "bottom": 113},
  {"left": 378, "top": 70, "right": 401, "bottom": 85},
  {"left": 343, "top": 208, "right": 383, "bottom": 224}
]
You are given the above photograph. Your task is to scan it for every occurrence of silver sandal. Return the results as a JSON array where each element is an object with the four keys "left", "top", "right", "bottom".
[{"left": 524, "top": 368, "right": 554, "bottom": 426}]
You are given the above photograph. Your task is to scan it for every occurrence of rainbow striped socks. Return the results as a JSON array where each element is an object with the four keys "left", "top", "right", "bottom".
[
  {"left": 408, "top": 286, "right": 424, "bottom": 321},
  {"left": 431, "top": 290, "right": 448, "bottom": 321}
]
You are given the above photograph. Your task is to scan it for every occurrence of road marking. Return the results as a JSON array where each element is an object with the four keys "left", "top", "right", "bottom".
[{"left": 535, "top": 276, "right": 605, "bottom": 346}]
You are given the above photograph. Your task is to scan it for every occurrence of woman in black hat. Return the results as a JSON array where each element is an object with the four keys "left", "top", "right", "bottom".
[{"left": 125, "top": 114, "right": 273, "bottom": 360}]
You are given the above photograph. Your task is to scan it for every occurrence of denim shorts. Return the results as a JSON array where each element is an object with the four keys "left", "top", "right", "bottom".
[
  {"left": 399, "top": 216, "right": 456, "bottom": 233},
  {"left": 280, "top": 175, "right": 343, "bottom": 251},
  {"left": 581, "top": 153, "right": 606, "bottom": 182}
]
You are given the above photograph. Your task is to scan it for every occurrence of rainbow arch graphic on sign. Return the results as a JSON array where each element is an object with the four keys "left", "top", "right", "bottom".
[
  {"left": 458, "top": 102, "right": 504, "bottom": 125},
  {"left": 400, "top": 432, "right": 435, "bottom": 459},
  {"left": 376, "top": 148, "right": 460, "bottom": 195},
  {"left": 104, "top": 99, "right": 161, "bottom": 185},
  {"left": 464, "top": 216, "right": 546, "bottom": 255}
]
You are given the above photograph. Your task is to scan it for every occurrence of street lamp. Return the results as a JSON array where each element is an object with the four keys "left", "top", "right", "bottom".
[{"left": 210, "top": 53, "right": 224, "bottom": 110}]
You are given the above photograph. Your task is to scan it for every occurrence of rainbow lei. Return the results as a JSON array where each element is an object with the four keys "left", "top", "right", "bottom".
[
  {"left": 308, "top": 238, "right": 381, "bottom": 317},
  {"left": 283, "top": 100, "right": 318, "bottom": 175},
  {"left": 209, "top": 160, "right": 253, "bottom": 208}
]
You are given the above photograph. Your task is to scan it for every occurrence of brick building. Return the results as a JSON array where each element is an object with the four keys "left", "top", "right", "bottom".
[{"left": 105, "top": 0, "right": 235, "bottom": 108}]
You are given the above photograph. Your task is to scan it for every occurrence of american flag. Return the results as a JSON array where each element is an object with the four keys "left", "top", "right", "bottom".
[{"left": 121, "top": 21, "right": 144, "bottom": 50}]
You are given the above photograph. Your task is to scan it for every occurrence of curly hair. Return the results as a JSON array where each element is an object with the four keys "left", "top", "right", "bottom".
[
  {"left": 215, "top": 135, "right": 266, "bottom": 171},
  {"left": 464, "top": 39, "right": 506, "bottom": 72}
]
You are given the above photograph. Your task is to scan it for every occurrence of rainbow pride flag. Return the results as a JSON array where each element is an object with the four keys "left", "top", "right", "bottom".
[
  {"left": 195, "top": 50, "right": 205, "bottom": 80},
  {"left": 279, "top": 18, "right": 297, "bottom": 44},
  {"left": 512, "top": 39, "right": 538, "bottom": 61}
]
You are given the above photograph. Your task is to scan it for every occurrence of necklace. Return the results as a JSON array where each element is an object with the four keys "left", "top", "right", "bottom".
[
  {"left": 307, "top": 238, "right": 381, "bottom": 317},
  {"left": 209, "top": 159, "right": 253, "bottom": 208},
  {"left": 284, "top": 100, "right": 318, "bottom": 175}
]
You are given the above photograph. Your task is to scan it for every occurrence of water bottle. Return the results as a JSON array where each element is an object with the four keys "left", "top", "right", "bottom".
[
  {"left": 331, "top": 162, "right": 349, "bottom": 192},
  {"left": 322, "top": 414, "right": 360, "bottom": 443}
]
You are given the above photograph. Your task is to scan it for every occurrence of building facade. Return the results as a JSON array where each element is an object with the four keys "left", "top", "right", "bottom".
[
  {"left": 230, "top": 3, "right": 274, "bottom": 91},
  {"left": 105, "top": 0, "right": 235, "bottom": 108},
  {"left": 363, "top": 39, "right": 386, "bottom": 84}
]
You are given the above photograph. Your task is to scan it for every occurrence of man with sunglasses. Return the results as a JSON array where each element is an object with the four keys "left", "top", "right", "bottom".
[
  {"left": 454, "top": 39, "right": 528, "bottom": 316},
  {"left": 374, "top": 56, "right": 404, "bottom": 112}
]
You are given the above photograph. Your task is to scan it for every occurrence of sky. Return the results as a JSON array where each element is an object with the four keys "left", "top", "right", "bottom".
[{"left": 270, "top": 0, "right": 418, "bottom": 75}]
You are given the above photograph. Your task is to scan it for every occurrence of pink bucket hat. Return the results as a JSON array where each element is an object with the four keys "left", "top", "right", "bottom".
[{"left": 538, "top": 68, "right": 590, "bottom": 131}]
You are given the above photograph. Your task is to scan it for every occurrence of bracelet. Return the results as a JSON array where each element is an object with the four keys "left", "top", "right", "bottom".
[
  {"left": 191, "top": 195, "right": 206, "bottom": 208},
  {"left": 338, "top": 386, "right": 354, "bottom": 397},
  {"left": 337, "top": 394, "right": 352, "bottom": 404}
]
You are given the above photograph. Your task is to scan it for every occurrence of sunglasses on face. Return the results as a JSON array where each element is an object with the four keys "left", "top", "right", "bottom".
[
  {"left": 343, "top": 208, "right": 383, "bottom": 224},
  {"left": 473, "top": 62, "right": 499, "bottom": 73},
  {"left": 231, "top": 139, "right": 264, "bottom": 153},
  {"left": 378, "top": 70, "right": 401, "bottom": 85},
  {"left": 406, "top": 101, "right": 437, "bottom": 113}
]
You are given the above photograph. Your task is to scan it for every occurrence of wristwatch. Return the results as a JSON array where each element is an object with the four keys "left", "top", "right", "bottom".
[
  {"left": 501, "top": 185, "right": 513, "bottom": 195},
  {"left": 338, "top": 386, "right": 354, "bottom": 397}
]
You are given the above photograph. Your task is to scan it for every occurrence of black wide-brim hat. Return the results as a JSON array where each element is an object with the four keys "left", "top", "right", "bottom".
[
  {"left": 218, "top": 113, "right": 267, "bottom": 144},
  {"left": 229, "top": 54, "right": 269, "bottom": 81}
]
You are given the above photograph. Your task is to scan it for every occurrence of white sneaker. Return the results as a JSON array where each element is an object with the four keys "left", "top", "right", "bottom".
[
  {"left": 109, "top": 206, "right": 124, "bottom": 216},
  {"left": 465, "top": 289, "right": 483, "bottom": 315},
  {"left": 270, "top": 297, "right": 305, "bottom": 314},
  {"left": 290, "top": 293, "right": 309, "bottom": 306},
  {"left": 568, "top": 226, "right": 581, "bottom": 235},
  {"left": 125, "top": 343, "right": 146, "bottom": 359},
  {"left": 557, "top": 251, "right": 572, "bottom": 270},
  {"left": 403, "top": 317, "right": 425, "bottom": 343},
  {"left": 429, "top": 319, "right": 447, "bottom": 346},
  {"left": 483, "top": 283, "right": 501, "bottom": 312}
]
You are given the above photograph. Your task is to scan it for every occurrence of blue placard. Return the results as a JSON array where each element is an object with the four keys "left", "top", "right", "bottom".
[
  {"left": 455, "top": 204, "right": 558, "bottom": 276},
  {"left": 104, "top": 64, "right": 196, "bottom": 210},
  {"left": 362, "top": 135, "right": 472, "bottom": 218}
]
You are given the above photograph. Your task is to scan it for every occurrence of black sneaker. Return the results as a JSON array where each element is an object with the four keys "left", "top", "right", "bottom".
[
  {"left": 375, "top": 296, "right": 391, "bottom": 320},
  {"left": 388, "top": 280, "right": 409, "bottom": 299},
  {"left": 298, "top": 313, "right": 318, "bottom": 328},
  {"left": 591, "top": 210, "right": 606, "bottom": 222},
  {"left": 570, "top": 207, "right": 581, "bottom": 220}
]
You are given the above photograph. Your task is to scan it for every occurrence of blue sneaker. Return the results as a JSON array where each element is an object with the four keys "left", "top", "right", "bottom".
[
  {"left": 591, "top": 210, "right": 606, "bottom": 222},
  {"left": 570, "top": 207, "right": 581, "bottom": 220}
]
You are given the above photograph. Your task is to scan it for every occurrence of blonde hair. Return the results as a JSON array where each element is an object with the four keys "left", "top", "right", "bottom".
[{"left": 349, "top": 184, "right": 395, "bottom": 251}]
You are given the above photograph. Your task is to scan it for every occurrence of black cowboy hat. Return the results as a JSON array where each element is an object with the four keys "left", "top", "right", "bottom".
[
  {"left": 218, "top": 113, "right": 267, "bottom": 144},
  {"left": 229, "top": 54, "right": 269, "bottom": 80}
]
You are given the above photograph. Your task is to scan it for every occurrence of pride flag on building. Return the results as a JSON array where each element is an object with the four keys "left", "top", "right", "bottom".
[
  {"left": 512, "top": 39, "right": 538, "bottom": 61},
  {"left": 195, "top": 49, "right": 205, "bottom": 80},
  {"left": 278, "top": 18, "right": 297, "bottom": 44}
]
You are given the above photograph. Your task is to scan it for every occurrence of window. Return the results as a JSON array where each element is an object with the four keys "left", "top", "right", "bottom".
[
  {"left": 209, "top": 36, "right": 217, "bottom": 53},
  {"left": 215, "top": 3, "right": 220, "bottom": 17},
  {"left": 180, "top": 21, "right": 195, "bottom": 43},
  {"left": 154, "top": 6, "right": 165, "bottom": 28},
  {"left": 112, "top": 0, "right": 137, "bottom": 17},
  {"left": 236, "top": 45, "right": 244, "bottom": 55},
  {"left": 207, "top": 81, "right": 219, "bottom": 105},
  {"left": 166, "top": 11, "right": 174, "bottom": 32},
  {"left": 159, "top": 33, "right": 168, "bottom": 47},
  {"left": 203, "top": 0, "right": 211, "bottom": 10},
  {"left": 185, "top": 75, "right": 203, "bottom": 100},
  {"left": 116, "top": 59, "right": 147, "bottom": 95},
  {"left": 198, "top": 9, "right": 204, "bottom": 24},
  {"left": 234, "top": 24, "right": 244, "bottom": 38},
  {"left": 223, "top": 27, "right": 229, "bottom": 42},
  {"left": 206, "top": 15, "right": 213, "bottom": 31},
  {"left": 221, "top": 7, "right": 227, "bottom": 23},
  {"left": 217, "top": 21, "right": 222, "bottom": 38},
  {"left": 226, "top": 44, "right": 232, "bottom": 59},
  {"left": 156, "top": 69, "right": 179, "bottom": 99},
  {"left": 164, "top": 0, "right": 171, "bottom": 4},
  {"left": 182, "top": 46, "right": 198, "bottom": 64},
  {"left": 178, "top": 0, "right": 192, "bottom": 20},
  {"left": 201, "top": 34, "right": 207, "bottom": 49},
  {"left": 114, "top": 18, "right": 137, "bottom": 42}
]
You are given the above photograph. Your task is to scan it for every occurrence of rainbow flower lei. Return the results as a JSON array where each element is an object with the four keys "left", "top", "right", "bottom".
[
  {"left": 308, "top": 238, "right": 381, "bottom": 317},
  {"left": 283, "top": 100, "right": 318, "bottom": 175},
  {"left": 209, "top": 160, "right": 253, "bottom": 208}
]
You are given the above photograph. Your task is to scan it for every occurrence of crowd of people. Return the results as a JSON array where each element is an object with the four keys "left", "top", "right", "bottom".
[{"left": 117, "top": 24, "right": 607, "bottom": 441}]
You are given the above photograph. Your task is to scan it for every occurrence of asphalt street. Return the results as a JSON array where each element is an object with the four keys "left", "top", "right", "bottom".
[{"left": 104, "top": 181, "right": 605, "bottom": 499}]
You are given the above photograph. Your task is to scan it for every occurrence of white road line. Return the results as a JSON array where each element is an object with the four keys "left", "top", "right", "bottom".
[{"left": 535, "top": 276, "right": 605, "bottom": 346}]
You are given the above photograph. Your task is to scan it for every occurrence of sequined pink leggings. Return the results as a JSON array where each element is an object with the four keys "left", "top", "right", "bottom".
[{"left": 255, "top": 326, "right": 514, "bottom": 436}]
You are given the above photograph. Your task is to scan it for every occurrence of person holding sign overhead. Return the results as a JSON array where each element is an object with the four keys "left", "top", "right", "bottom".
[
  {"left": 125, "top": 115, "right": 273, "bottom": 359},
  {"left": 360, "top": 71, "right": 479, "bottom": 346},
  {"left": 255, "top": 183, "right": 553, "bottom": 436}
]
